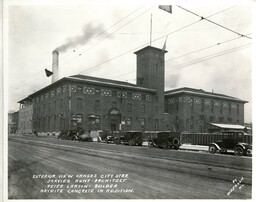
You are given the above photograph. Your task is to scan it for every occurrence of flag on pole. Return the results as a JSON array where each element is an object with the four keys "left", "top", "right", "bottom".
[
  {"left": 159, "top": 5, "right": 172, "bottom": 14},
  {"left": 45, "top": 69, "right": 53, "bottom": 77}
]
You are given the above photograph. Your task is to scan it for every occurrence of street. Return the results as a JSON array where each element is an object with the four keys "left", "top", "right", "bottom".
[{"left": 8, "top": 135, "right": 252, "bottom": 199}]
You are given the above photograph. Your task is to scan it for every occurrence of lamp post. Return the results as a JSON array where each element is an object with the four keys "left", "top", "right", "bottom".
[{"left": 88, "top": 113, "right": 97, "bottom": 132}]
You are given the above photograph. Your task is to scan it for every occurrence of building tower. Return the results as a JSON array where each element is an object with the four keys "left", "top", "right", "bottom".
[{"left": 134, "top": 46, "right": 167, "bottom": 129}]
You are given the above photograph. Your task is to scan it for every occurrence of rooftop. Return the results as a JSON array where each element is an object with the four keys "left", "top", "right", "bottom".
[
  {"left": 18, "top": 74, "right": 156, "bottom": 103},
  {"left": 164, "top": 87, "right": 247, "bottom": 103}
]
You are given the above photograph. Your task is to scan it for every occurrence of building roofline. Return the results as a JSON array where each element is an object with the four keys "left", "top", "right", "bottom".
[
  {"left": 67, "top": 76, "right": 156, "bottom": 92},
  {"left": 18, "top": 75, "right": 156, "bottom": 103},
  {"left": 164, "top": 87, "right": 248, "bottom": 103},
  {"left": 134, "top": 45, "right": 168, "bottom": 54}
]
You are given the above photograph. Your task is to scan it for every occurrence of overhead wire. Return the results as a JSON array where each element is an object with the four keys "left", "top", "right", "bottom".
[
  {"left": 77, "top": 6, "right": 239, "bottom": 75},
  {"left": 177, "top": 5, "right": 252, "bottom": 39},
  {"left": 78, "top": 19, "right": 202, "bottom": 74},
  {"left": 123, "top": 43, "right": 251, "bottom": 82},
  {"left": 165, "top": 43, "right": 251, "bottom": 73},
  {"left": 58, "top": 6, "right": 144, "bottom": 61},
  {"left": 9, "top": 6, "right": 146, "bottom": 90},
  {"left": 59, "top": 6, "right": 155, "bottom": 68}
]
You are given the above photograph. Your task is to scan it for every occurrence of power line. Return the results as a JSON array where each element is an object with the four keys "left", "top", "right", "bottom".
[
  {"left": 121, "top": 43, "right": 251, "bottom": 82},
  {"left": 177, "top": 5, "right": 252, "bottom": 39},
  {"left": 165, "top": 43, "right": 251, "bottom": 74},
  {"left": 78, "top": 19, "right": 202, "bottom": 74},
  {"left": 59, "top": 6, "right": 144, "bottom": 61},
  {"left": 60, "top": 6, "right": 155, "bottom": 68},
  {"left": 165, "top": 35, "right": 248, "bottom": 63},
  {"left": 111, "top": 35, "right": 249, "bottom": 80},
  {"left": 77, "top": 6, "right": 238, "bottom": 74},
  {"left": 9, "top": 6, "right": 145, "bottom": 90}
]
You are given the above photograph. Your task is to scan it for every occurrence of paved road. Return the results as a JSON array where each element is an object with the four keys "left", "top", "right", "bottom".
[{"left": 8, "top": 136, "right": 252, "bottom": 199}]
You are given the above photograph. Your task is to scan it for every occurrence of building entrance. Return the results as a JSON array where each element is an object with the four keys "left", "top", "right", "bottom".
[
  {"left": 111, "top": 124, "right": 117, "bottom": 131},
  {"left": 108, "top": 107, "right": 121, "bottom": 132}
]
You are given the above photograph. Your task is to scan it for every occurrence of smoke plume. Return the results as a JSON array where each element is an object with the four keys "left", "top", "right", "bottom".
[{"left": 54, "top": 23, "right": 105, "bottom": 53}]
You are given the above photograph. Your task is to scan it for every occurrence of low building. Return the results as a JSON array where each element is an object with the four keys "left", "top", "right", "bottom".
[
  {"left": 8, "top": 111, "right": 19, "bottom": 134},
  {"left": 17, "top": 100, "right": 33, "bottom": 134},
  {"left": 164, "top": 87, "right": 247, "bottom": 133}
]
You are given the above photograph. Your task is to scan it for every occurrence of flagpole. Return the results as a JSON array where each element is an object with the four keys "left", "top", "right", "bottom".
[{"left": 150, "top": 14, "right": 152, "bottom": 46}]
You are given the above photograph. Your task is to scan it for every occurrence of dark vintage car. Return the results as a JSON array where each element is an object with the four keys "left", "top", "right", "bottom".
[
  {"left": 146, "top": 131, "right": 181, "bottom": 150},
  {"left": 58, "top": 130, "right": 79, "bottom": 140},
  {"left": 208, "top": 131, "right": 252, "bottom": 156},
  {"left": 119, "top": 131, "right": 143, "bottom": 146}
]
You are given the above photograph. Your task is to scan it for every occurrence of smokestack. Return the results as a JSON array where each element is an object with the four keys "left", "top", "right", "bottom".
[{"left": 52, "top": 50, "right": 59, "bottom": 83}]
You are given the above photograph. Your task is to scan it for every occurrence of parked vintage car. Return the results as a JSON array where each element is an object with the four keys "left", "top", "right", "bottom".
[
  {"left": 58, "top": 130, "right": 79, "bottom": 140},
  {"left": 146, "top": 131, "right": 181, "bottom": 150},
  {"left": 119, "top": 131, "right": 143, "bottom": 146},
  {"left": 78, "top": 131, "right": 92, "bottom": 142},
  {"left": 208, "top": 131, "right": 252, "bottom": 156}
]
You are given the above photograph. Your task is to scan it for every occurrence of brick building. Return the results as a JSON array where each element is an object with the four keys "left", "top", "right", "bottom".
[
  {"left": 17, "top": 100, "right": 33, "bottom": 134},
  {"left": 164, "top": 87, "right": 247, "bottom": 132},
  {"left": 8, "top": 111, "right": 19, "bottom": 134},
  {"left": 18, "top": 46, "right": 168, "bottom": 133},
  {"left": 17, "top": 45, "right": 248, "bottom": 134}
]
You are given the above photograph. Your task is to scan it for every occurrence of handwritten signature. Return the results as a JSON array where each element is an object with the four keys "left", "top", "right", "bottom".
[{"left": 227, "top": 176, "right": 244, "bottom": 196}]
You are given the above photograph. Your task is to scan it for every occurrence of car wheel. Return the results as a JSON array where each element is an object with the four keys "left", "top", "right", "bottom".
[
  {"left": 163, "top": 142, "right": 169, "bottom": 150},
  {"left": 234, "top": 146, "right": 244, "bottom": 156},
  {"left": 209, "top": 145, "right": 217, "bottom": 154},
  {"left": 174, "top": 145, "right": 179, "bottom": 150},
  {"left": 148, "top": 141, "right": 154, "bottom": 148}
]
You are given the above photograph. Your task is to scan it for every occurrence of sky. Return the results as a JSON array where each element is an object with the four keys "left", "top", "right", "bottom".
[{"left": 6, "top": 0, "right": 254, "bottom": 123}]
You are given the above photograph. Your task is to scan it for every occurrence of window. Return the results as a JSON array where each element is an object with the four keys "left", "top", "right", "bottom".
[
  {"left": 219, "top": 116, "right": 224, "bottom": 123},
  {"left": 237, "top": 104, "right": 239, "bottom": 115},
  {"left": 48, "top": 103, "right": 51, "bottom": 112},
  {"left": 229, "top": 103, "right": 231, "bottom": 115},
  {"left": 112, "top": 91, "right": 117, "bottom": 97},
  {"left": 211, "top": 101, "right": 214, "bottom": 113},
  {"left": 154, "top": 106, "right": 158, "bottom": 114},
  {"left": 112, "top": 102, "right": 117, "bottom": 107},
  {"left": 141, "top": 118, "right": 145, "bottom": 129},
  {"left": 77, "top": 98, "right": 83, "bottom": 109},
  {"left": 190, "top": 116, "right": 194, "bottom": 129},
  {"left": 95, "top": 116, "right": 100, "bottom": 124},
  {"left": 141, "top": 104, "right": 146, "bottom": 113},
  {"left": 176, "top": 98, "right": 179, "bottom": 111},
  {"left": 154, "top": 119, "right": 159, "bottom": 130},
  {"left": 54, "top": 101, "right": 57, "bottom": 112},
  {"left": 95, "top": 100, "right": 101, "bottom": 112},
  {"left": 220, "top": 102, "right": 223, "bottom": 114},
  {"left": 191, "top": 98, "right": 194, "bottom": 112},
  {"left": 201, "top": 99, "right": 204, "bottom": 112},
  {"left": 127, "top": 103, "right": 132, "bottom": 112},
  {"left": 60, "top": 98, "right": 63, "bottom": 108},
  {"left": 126, "top": 117, "right": 132, "bottom": 125},
  {"left": 77, "top": 86, "right": 83, "bottom": 92},
  {"left": 127, "top": 92, "right": 132, "bottom": 99},
  {"left": 76, "top": 114, "right": 83, "bottom": 123},
  {"left": 142, "top": 94, "right": 146, "bottom": 101}
]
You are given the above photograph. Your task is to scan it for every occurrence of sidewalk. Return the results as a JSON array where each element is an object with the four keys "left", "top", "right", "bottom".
[
  {"left": 179, "top": 144, "right": 209, "bottom": 152},
  {"left": 142, "top": 142, "right": 209, "bottom": 152}
]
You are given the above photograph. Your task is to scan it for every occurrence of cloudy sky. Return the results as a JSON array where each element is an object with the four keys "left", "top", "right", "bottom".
[{"left": 6, "top": 0, "right": 253, "bottom": 123}]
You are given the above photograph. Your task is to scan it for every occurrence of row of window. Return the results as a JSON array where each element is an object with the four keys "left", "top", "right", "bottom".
[
  {"left": 174, "top": 115, "right": 240, "bottom": 130},
  {"left": 34, "top": 115, "right": 146, "bottom": 130},
  {"left": 172, "top": 98, "right": 240, "bottom": 115},
  {"left": 33, "top": 85, "right": 155, "bottom": 104}
]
